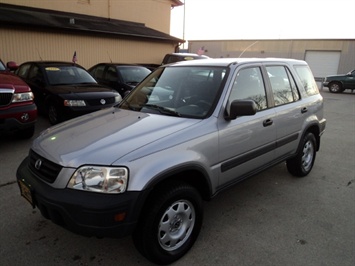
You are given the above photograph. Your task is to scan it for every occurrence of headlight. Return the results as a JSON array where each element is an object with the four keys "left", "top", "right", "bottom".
[
  {"left": 12, "top": 92, "right": 34, "bottom": 103},
  {"left": 115, "top": 94, "right": 122, "bottom": 103},
  {"left": 68, "top": 166, "right": 128, "bottom": 194},
  {"left": 64, "top": 100, "right": 86, "bottom": 106}
]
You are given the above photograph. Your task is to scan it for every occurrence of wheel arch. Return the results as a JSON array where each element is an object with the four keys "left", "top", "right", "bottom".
[
  {"left": 44, "top": 94, "right": 61, "bottom": 107},
  {"left": 303, "top": 123, "right": 321, "bottom": 151},
  {"left": 144, "top": 164, "right": 213, "bottom": 202}
]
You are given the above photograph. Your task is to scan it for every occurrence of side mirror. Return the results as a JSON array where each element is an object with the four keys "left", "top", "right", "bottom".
[
  {"left": 225, "top": 100, "right": 257, "bottom": 120},
  {"left": 6, "top": 61, "right": 19, "bottom": 71}
]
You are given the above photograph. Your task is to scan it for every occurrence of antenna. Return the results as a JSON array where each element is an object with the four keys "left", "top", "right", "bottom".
[
  {"left": 107, "top": 51, "right": 112, "bottom": 63},
  {"left": 36, "top": 48, "right": 43, "bottom": 60},
  {"left": 238, "top": 41, "right": 259, "bottom": 58}
]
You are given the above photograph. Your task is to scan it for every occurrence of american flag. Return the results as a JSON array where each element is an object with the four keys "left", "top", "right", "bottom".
[
  {"left": 72, "top": 51, "right": 77, "bottom": 63},
  {"left": 197, "top": 46, "right": 205, "bottom": 55}
]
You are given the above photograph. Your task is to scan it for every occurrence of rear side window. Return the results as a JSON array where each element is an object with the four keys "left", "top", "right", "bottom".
[
  {"left": 90, "top": 65, "right": 105, "bottom": 79},
  {"left": 17, "top": 63, "right": 31, "bottom": 78},
  {"left": 266, "top": 66, "right": 300, "bottom": 106},
  {"left": 105, "top": 66, "right": 118, "bottom": 82},
  {"left": 294, "top": 65, "right": 319, "bottom": 96}
]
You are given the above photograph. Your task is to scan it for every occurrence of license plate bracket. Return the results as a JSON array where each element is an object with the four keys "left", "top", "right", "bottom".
[{"left": 18, "top": 179, "right": 35, "bottom": 208}]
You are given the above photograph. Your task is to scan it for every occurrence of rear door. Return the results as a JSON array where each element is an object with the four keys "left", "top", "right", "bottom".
[
  {"left": 218, "top": 65, "right": 276, "bottom": 188},
  {"left": 265, "top": 64, "right": 308, "bottom": 160}
]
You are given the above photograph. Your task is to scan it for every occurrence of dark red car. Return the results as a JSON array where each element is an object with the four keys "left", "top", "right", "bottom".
[{"left": 0, "top": 60, "right": 37, "bottom": 138}]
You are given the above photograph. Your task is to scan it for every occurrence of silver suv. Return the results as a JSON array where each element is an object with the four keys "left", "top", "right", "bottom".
[{"left": 17, "top": 58, "right": 326, "bottom": 264}]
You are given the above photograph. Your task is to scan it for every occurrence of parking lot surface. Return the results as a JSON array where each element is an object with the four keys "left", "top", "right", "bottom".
[{"left": 0, "top": 90, "right": 354, "bottom": 266}]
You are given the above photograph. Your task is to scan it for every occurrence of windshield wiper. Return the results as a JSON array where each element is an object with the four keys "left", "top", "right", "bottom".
[{"left": 143, "top": 104, "right": 181, "bottom": 117}]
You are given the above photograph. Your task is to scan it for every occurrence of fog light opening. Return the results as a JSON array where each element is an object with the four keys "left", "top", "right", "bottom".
[{"left": 21, "top": 113, "right": 29, "bottom": 121}]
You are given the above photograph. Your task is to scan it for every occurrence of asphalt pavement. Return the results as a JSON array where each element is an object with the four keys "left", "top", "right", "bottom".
[{"left": 0, "top": 90, "right": 354, "bottom": 266}]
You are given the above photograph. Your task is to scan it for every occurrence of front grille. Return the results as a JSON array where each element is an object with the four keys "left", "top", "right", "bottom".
[
  {"left": 86, "top": 97, "right": 116, "bottom": 106},
  {"left": 28, "top": 149, "right": 63, "bottom": 183},
  {"left": 0, "top": 89, "right": 13, "bottom": 106}
]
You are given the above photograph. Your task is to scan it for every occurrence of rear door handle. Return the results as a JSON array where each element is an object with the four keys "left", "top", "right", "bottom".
[
  {"left": 263, "top": 119, "right": 273, "bottom": 127},
  {"left": 301, "top": 107, "right": 308, "bottom": 113}
]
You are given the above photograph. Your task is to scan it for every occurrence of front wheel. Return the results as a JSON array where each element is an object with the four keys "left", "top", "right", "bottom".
[
  {"left": 133, "top": 181, "right": 203, "bottom": 265},
  {"left": 48, "top": 103, "right": 62, "bottom": 125},
  {"left": 287, "top": 132, "right": 317, "bottom": 177},
  {"left": 328, "top": 82, "right": 344, "bottom": 93}
]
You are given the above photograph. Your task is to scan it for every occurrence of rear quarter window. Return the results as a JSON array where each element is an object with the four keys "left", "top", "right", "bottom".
[{"left": 294, "top": 65, "right": 319, "bottom": 96}]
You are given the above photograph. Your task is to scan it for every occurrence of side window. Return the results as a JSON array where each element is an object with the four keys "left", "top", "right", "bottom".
[
  {"left": 266, "top": 66, "right": 299, "bottom": 106},
  {"left": 294, "top": 65, "right": 319, "bottom": 96},
  {"left": 17, "top": 64, "right": 31, "bottom": 78},
  {"left": 105, "top": 66, "right": 117, "bottom": 82},
  {"left": 27, "top": 65, "right": 41, "bottom": 82},
  {"left": 230, "top": 67, "right": 267, "bottom": 111},
  {"left": 91, "top": 65, "right": 105, "bottom": 79}
]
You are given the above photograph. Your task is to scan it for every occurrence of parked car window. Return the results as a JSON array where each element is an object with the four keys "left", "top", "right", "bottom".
[
  {"left": 294, "top": 65, "right": 319, "bottom": 96},
  {"left": 46, "top": 66, "right": 97, "bottom": 85},
  {"left": 17, "top": 63, "right": 31, "bottom": 78},
  {"left": 90, "top": 64, "right": 105, "bottom": 79},
  {"left": 266, "top": 66, "right": 300, "bottom": 106},
  {"left": 105, "top": 66, "right": 117, "bottom": 82},
  {"left": 120, "top": 67, "right": 151, "bottom": 84},
  {"left": 0, "top": 60, "right": 5, "bottom": 70},
  {"left": 27, "top": 65, "right": 41, "bottom": 83},
  {"left": 121, "top": 66, "right": 227, "bottom": 118},
  {"left": 230, "top": 67, "right": 267, "bottom": 111}
]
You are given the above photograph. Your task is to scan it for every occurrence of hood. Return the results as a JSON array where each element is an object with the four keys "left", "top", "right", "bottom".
[
  {"left": 326, "top": 74, "right": 347, "bottom": 79},
  {"left": 32, "top": 107, "right": 201, "bottom": 167},
  {"left": 48, "top": 83, "right": 114, "bottom": 95},
  {"left": 0, "top": 72, "right": 31, "bottom": 91}
]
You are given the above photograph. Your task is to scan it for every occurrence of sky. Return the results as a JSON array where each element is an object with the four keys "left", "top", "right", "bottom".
[{"left": 170, "top": 0, "right": 355, "bottom": 41}]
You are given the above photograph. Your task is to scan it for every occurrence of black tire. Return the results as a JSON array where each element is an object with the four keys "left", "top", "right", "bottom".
[
  {"left": 48, "top": 103, "right": 61, "bottom": 125},
  {"left": 328, "top": 82, "right": 344, "bottom": 93},
  {"left": 132, "top": 181, "right": 203, "bottom": 265},
  {"left": 287, "top": 132, "right": 317, "bottom": 177}
]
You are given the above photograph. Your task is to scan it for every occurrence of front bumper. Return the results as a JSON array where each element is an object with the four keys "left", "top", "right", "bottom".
[
  {"left": 322, "top": 81, "right": 329, "bottom": 87},
  {"left": 0, "top": 103, "right": 37, "bottom": 133},
  {"left": 16, "top": 157, "right": 148, "bottom": 238}
]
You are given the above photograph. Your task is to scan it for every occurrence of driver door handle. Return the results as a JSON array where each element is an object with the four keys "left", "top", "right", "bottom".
[{"left": 263, "top": 119, "right": 273, "bottom": 127}]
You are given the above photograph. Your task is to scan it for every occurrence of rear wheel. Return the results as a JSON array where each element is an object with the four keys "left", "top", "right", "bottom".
[
  {"left": 328, "top": 82, "right": 344, "bottom": 93},
  {"left": 287, "top": 132, "right": 316, "bottom": 177},
  {"left": 133, "top": 181, "right": 203, "bottom": 265}
]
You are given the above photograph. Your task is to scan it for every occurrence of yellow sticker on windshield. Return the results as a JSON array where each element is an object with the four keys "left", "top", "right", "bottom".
[
  {"left": 45, "top": 67, "right": 60, "bottom": 71},
  {"left": 183, "top": 57, "right": 194, "bottom": 61}
]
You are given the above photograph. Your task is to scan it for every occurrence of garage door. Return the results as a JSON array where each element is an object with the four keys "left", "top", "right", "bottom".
[{"left": 305, "top": 51, "right": 341, "bottom": 78}]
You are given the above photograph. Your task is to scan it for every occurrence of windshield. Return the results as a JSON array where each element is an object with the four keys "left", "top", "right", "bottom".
[
  {"left": 45, "top": 66, "right": 97, "bottom": 85},
  {"left": 120, "top": 66, "right": 227, "bottom": 118},
  {"left": 120, "top": 67, "right": 151, "bottom": 84}
]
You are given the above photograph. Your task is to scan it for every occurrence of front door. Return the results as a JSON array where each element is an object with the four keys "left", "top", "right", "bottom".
[{"left": 218, "top": 65, "right": 276, "bottom": 189}]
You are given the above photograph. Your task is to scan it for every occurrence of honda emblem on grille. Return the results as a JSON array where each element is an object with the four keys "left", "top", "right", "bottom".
[
  {"left": 100, "top": 99, "right": 106, "bottom": 105},
  {"left": 35, "top": 159, "right": 42, "bottom": 170}
]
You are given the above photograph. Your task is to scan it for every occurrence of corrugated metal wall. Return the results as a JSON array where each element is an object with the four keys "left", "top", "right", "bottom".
[
  {"left": 1, "top": 28, "right": 176, "bottom": 68},
  {"left": 189, "top": 39, "right": 355, "bottom": 75}
]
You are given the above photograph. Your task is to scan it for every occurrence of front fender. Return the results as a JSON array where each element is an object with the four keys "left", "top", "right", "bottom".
[{"left": 125, "top": 148, "right": 216, "bottom": 197}]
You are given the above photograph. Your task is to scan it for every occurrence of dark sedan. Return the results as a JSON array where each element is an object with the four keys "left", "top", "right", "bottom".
[
  {"left": 16, "top": 61, "right": 122, "bottom": 124},
  {"left": 88, "top": 63, "right": 151, "bottom": 97}
]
